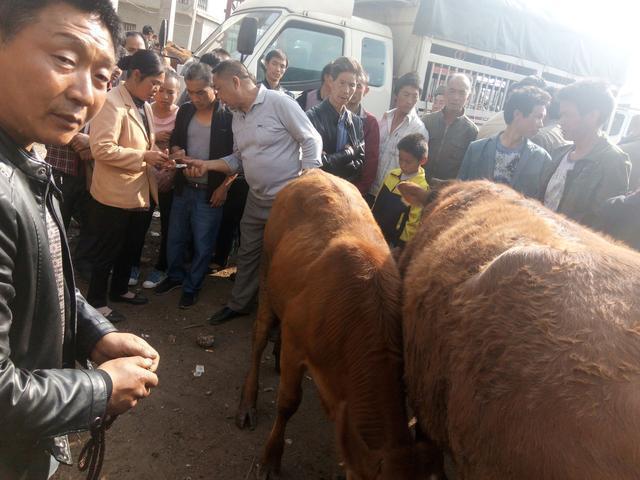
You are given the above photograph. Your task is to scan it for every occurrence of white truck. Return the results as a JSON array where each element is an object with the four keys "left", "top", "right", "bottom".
[{"left": 192, "top": 0, "right": 628, "bottom": 124}]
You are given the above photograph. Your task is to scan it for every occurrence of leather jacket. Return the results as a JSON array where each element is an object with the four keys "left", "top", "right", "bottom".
[
  {"left": 0, "top": 128, "right": 116, "bottom": 479},
  {"left": 306, "top": 99, "right": 365, "bottom": 182}
]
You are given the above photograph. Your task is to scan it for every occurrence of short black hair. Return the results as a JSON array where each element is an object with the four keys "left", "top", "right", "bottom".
[
  {"left": 329, "top": 57, "right": 360, "bottom": 80},
  {"left": 200, "top": 53, "right": 222, "bottom": 69},
  {"left": 0, "top": 0, "right": 121, "bottom": 54},
  {"left": 506, "top": 75, "right": 546, "bottom": 97},
  {"left": 394, "top": 72, "right": 421, "bottom": 96},
  {"left": 265, "top": 49, "right": 288, "bottom": 67},
  {"left": 320, "top": 62, "right": 332, "bottom": 84},
  {"left": 503, "top": 86, "right": 551, "bottom": 124},
  {"left": 212, "top": 59, "right": 256, "bottom": 83},
  {"left": 125, "top": 31, "right": 145, "bottom": 44},
  {"left": 557, "top": 80, "right": 615, "bottom": 127},
  {"left": 142, "top": 25, "right": 154, "bottom": 35},
  {"left": 545, "top": 86, "right": 561, "bottom": 120},
  {"left": 184, "top": 61, "right": 213, "bottom": 86},
  {"left": 397, "top": 133, "right": 428, "bottom": 161}
]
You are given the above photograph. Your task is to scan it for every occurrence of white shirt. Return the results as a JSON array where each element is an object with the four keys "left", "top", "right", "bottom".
[
  {"left": 371, "top": 108, "right": 429, "bottom": 195},
  {"left": 544, "top": 151, "right": 576, "bottom": 211}
]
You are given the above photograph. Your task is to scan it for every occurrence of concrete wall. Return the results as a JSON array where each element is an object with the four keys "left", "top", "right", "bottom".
[{"left": 117, "top": 0, "right": 223, "bottom": 50}]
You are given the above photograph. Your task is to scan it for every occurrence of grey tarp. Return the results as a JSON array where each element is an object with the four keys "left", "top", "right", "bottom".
[{"left": 413, "top": 0, "right": 630, "bottom": 84}]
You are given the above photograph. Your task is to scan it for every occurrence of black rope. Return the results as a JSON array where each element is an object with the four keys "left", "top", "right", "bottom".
[{"left": 78, "top": 415, "right": 116, "bottom": 480}]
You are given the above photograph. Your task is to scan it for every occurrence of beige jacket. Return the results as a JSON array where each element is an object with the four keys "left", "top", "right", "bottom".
[{"left": 90, "top": 84, "right": 158, "bottom": 209}]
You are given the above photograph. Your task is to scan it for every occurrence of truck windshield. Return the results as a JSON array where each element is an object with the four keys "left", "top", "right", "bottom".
[{"left": 194, "top": 11, "right": 280, "bottom": 60}]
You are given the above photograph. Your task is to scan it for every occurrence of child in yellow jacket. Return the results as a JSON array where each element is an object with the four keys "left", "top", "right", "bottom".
[{"left": 372, "top": 133, "right": 429, "bottom": 246}]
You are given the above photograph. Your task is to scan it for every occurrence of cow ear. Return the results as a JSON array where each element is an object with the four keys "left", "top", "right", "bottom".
[
  {"left": 336, "top": 402, "right": 381, "bottom": 478},
  {"left": 397, "top": 181, "right": 432, "bottom": 207}
]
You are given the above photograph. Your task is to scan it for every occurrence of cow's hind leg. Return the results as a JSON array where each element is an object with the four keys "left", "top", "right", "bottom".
[
  {"left": 236, "top": 286, "right": 277, "bottom": 430},
  {"left": 256, "top": 342, "right": 305, "bottom": 479}
]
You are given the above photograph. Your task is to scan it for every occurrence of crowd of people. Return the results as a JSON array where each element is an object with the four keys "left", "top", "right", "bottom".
[{"left": 1, "top": 0, "right": 638, "bottom": 478}]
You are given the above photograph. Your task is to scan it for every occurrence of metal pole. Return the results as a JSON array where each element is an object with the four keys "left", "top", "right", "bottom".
[{"left": 187, "top": 0, "right": 198, "bottom": 50}]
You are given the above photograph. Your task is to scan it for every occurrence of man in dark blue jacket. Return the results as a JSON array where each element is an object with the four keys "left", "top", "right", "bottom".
[{"left": 458, "top": 86, "right": 552, "bottom": 200}]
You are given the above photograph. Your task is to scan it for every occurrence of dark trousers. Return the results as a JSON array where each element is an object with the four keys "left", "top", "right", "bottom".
[
  {"left": 86, "top": 198, "right": 150, "bottom": 308},
  {"left": 155, "top": 190, "right": 174, "bottom": 271},
  {"left": 51, "top": 171, "right": 89, "bottom": 230},
  {"left": 213, "top": 177, "right": 249, "bottom": 267}
]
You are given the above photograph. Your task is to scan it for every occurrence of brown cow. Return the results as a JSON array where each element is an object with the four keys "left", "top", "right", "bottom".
[
  {"left": 398, "top": 179, "right": 640, "bottom": 479},
  {"left": 235, "top": 170, "right": 417, "bottom": 479}
]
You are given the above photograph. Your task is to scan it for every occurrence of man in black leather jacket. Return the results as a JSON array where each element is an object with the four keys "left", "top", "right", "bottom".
[
  {"left": 306, "top": 57, "right": 365, "bottom": 183},
  {"left": 0, "top": 2, "right": 160, "bottom": 478}
]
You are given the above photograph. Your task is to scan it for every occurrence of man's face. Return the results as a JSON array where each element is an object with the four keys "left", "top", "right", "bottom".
[
  {"left": 186, "top": 78, "right": 216, "bottom": 110},
  {"left": 559, "top": 101, "right": 596, "bottom": 141},
  {"left": 328, "top": 72, "right": 357, "bottom": 110},
  {"left": 515, "top": 104, "right": 546, "bottom": 138},
  {"left": 0, "top": 3, "right": 114, "bottom": 147},
  {"left": 348, "top": 79, "right": 368, "bottom": 109},
  {"left": 445, "top": 77, "right": 471, "bottom": 112},
  {"left": 265, "top": 57, "right": 287, "bottom": 85},
  {"left": 212, "top": 73, "right": 241, "bottom": 109},
  {"left": 398, "top": 150, "right": 422, "bottom": 176},
  {"left": 125, "top": 34, "right": 145, "bottom": 55},
  {"left": 395, "top": 86, "right": 420, "bottom": 115},
  {"left": 432, "top": 94, "right": 445, "bottom": 112}
]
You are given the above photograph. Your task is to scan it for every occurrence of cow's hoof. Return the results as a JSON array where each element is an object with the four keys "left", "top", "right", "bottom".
[
  {"left": 235, "top": 406, "right": 257, "bottom": 430},
  {"left": 256, "top": 463, "right": 280, "bottom": 480}
]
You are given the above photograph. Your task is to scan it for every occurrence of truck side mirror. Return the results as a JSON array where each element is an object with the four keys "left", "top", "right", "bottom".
[
  {"left": 237, "top": 17, "right": 258, "bottom": 57},
  {"left": 158, "top": 19, "right": 167, "bottom": 50}
]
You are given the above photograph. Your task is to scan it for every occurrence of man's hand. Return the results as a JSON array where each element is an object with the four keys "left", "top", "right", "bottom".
[
  {"left": 99, "top": 356, "right": 159, "bottom": 416},
  {"left": 91, "top": 332, "right": 160, "bottom": 372},
  {"left": 182, "top": 158, "right": 207, "bottom": 178},
  {"left": 210, "top": 184, "right": 228, "bottom": 207}
]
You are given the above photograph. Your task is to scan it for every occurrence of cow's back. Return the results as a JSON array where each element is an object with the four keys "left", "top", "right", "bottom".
[
  {"left": 401, "top": 181, "right": 640, "bottom": 479},
  {"left": 263, "top": 170, "right": 408, "bottom": 452}
]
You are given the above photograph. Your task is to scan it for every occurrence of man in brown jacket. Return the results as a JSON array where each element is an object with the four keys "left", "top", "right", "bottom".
[
  {"left": 421, "top": 73, "right": 478, "bottom": 181},
  {"left": 542, "top": 80, "right": 630, "bottom": 228}
]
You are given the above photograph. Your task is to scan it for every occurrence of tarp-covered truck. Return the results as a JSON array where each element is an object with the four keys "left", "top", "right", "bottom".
[{"left": 193, "top": 0, "right": 629, "bottom": 122}]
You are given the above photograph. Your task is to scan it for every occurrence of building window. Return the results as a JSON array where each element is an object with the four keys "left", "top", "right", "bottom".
[
  {"left": 198, "top": 0, "right": 208, "bottom": 9},
  {"left": 122, "top": 22, "right": 137, "bottom": 32}
]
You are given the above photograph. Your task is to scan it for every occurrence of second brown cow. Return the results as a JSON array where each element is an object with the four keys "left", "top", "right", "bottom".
[
  {"left": 236, "top": 170, "right": 417, "bottom": 479},
  {"left": 399, "top": 180, "right": 640, "bottom": 479}
]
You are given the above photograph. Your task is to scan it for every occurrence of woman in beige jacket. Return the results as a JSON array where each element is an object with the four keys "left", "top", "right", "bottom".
[{"left": 87, "top": 50, "right": 169, "bottom": 322}]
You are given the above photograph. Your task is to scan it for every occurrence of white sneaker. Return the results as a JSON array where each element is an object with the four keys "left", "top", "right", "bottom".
[{"left": 142, "top": 269, "right": 167, "bottom": 289}]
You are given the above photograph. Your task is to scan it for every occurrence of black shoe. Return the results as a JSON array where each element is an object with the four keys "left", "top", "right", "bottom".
[
  {"left": 155, "top": 277, "right": 182, "bottom": 295},
  {"left": 109, "top": 292, "right": 148, "bottom": 305},
  {"left": 179, "top": 292, "right": 198, "bottom": 309},
  {"left": 104, "top": 309, "right": 126, "bottom": 323},
  {"left": 208, "top": 307, "right": 247, "bottom": 325}
]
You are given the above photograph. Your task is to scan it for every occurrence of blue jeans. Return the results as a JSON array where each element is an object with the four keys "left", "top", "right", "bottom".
[{"left": 166, "top": 186, "right": 222, "bottom": 294}]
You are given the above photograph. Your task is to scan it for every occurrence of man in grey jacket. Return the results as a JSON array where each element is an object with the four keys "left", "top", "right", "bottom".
[
  {"left": 0, "top": 1, "right": 160, "bottom": 478},
  {"left": 458, "top": 86, "right": 552, "bottom": 200}
]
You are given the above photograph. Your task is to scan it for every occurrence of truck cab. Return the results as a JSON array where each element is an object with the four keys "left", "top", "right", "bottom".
[{"left": 193, "top": 0, "right": 393, "bottom": 117}]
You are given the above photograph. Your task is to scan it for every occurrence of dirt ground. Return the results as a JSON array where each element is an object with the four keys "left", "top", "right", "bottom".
[{"left": 53, "top": 218, "right": 337, "bottom": 480}]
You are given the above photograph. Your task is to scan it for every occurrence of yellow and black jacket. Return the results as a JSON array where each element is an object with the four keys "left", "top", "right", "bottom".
[{"left": 372, "top": 166, "right": 428, "bottom": 245}]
